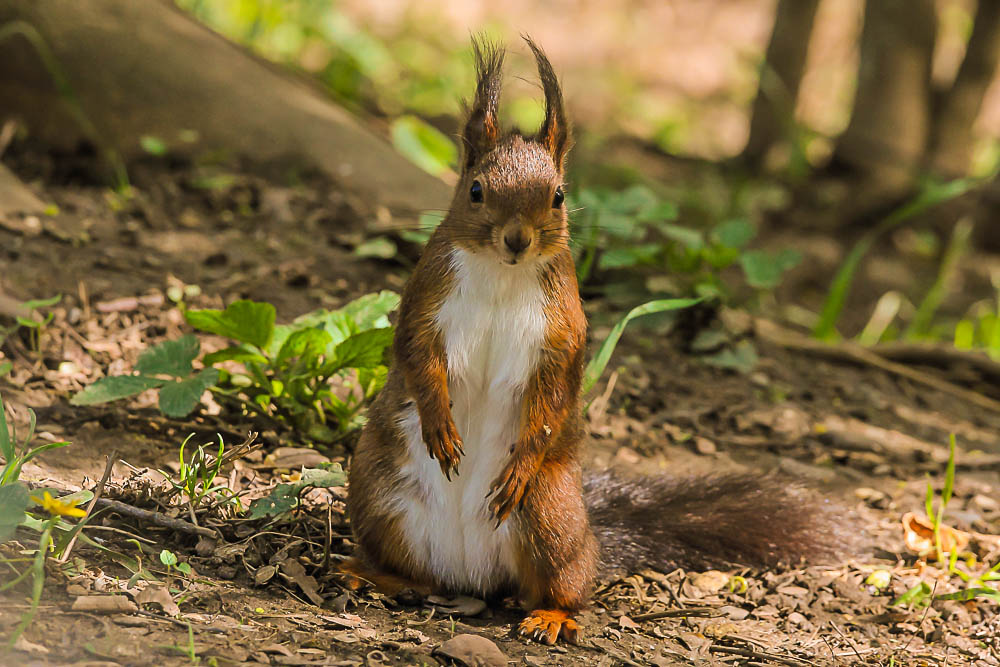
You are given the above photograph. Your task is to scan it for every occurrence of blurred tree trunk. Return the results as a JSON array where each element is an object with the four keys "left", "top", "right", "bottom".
[
  {"left": 927, "top": 0, "right": 1000, "bottom": 177},
  {"left": 833, "top": 0, "right": 937, "bottom": 193},
  {"left": 743, "top": 0, "right": 822, "bottom": 165},
  {"left": 0, "top": 0, "right": 449, "bottom": 217}
]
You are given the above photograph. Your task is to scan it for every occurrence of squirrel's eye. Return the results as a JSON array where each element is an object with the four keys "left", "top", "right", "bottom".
[
  {"left": 552, "top": 186, "right": 565, "bottom": 208},
  {"left": 470, "top": 180, "right": 484, "bottom": 204}
]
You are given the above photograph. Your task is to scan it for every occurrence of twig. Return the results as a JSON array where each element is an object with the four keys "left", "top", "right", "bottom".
[
  {"left": 633, "top": 606, "right": 718, "bottom": 621},
  {"left": 585, "top": 641, "right": 643, "bottom": 667},
  {"left": 829, "top": 621, "right": 864, "bottom": 665},
  {"left": 59, "top": 451, "right": 117, "bottom": 563},
  {"left": 92, "top": 498, "right": 217, "bottom": 538},
  {"left": 875, "top": 342, "right": 1000, "bottom": 382},
  {"left": 755, "top": 318, "right": 1000, "bottom": 413},
  {"left": 709, "top": 644, "right": 812, "bottom": 667}
]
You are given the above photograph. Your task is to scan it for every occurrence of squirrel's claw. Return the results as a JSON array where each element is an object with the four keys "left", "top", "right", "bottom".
[
  {"left": 519, "top": 610, "right": 578, "bottom": 645},
  {"left": 424, "top": 419, "right": 463, "bottom": 480},
  {"left": 486, "top": 460, "right": 530, "bottom": 528}
]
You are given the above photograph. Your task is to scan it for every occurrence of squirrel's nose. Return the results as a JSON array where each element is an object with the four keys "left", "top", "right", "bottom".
[{"left": 503, "top": 228, "right": 532, "bottom": 254}]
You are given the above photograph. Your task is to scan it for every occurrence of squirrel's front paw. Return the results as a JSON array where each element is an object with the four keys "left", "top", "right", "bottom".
[
  {"left": 486, "top": 459, "right": 531, "bottom": 528},
  {"left": 422, "top": 418, "right": 464, "bottom": 480}
]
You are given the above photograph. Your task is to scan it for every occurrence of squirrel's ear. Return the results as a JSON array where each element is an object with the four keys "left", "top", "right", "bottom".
[
  {"left": 462, "top": 37, "right": 504, "bottom": 173},
  {"left": 524, "top": 36, "right": 571, "bottom": 168}
]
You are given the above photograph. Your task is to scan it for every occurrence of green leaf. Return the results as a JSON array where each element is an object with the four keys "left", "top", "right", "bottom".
[
  {"left": 700, "top": 340, "right": 759, "bottom": 374},
  {"left": 140, "top": 135, "right": 168, "bottom": 156},
  {"left": 276, "top": 328, "right": 332, "bottom": 365},
  {"left": 337, "top": 291, "right": 401, "bottom": 331},
  {"left": 0, "top": 361, "right": 11, "bottom": 377},
  {"left": 636, "top": 201, "right": 678, "bottom": 223},
  {"left": 354, "top": 236, "right": 397, "bottom": 259},
  {"left": 583, "top": 298, "right": 702, "bottom": 394},
  {"left": 246, "top": 464, "right": 347, "bottom": 519},
  {"left": 71, "top": 375, "right": 166, "bottom": 405},
  {"left": 0, "top": 482, "right": 29, "bottom": 543},
  {"left": 935, "top": 587, "right": 1000, "bottom": 603},
  {"left": 390, "top": 115, "right": 458, "bottom": 177},
  {"left": 202, "top": 347, "right": 269, "bottom": 366},
  {"left": 159, "top": 549, "right": 178, "bottom": 567},
  {"left": 891, "top": 581, "right": 933, "bottom": 607},
  {"left": 158, "top": 369, "right": 220, "bottom": 418},
  {"left": 659, "top": 224, "right": 705, "bottom": 250},
  {"left": 20, "top": 295, "right": 62, "bottom": 310},
  {"left": 246, "top": 483, "right": 299, "bottom": 519},
  {"left": 739, "top": 249, "right": 802, "bottom": 289},
  {"left": 185, "top": 300, "right": 275, "bottom": 350},
  {"left": 333, "top": 328, "right": 395, "bottom": 370},
  {"left": 134, "top": 334, "right": 200, "bottom": 377},
  {"left": 598, "top": 244, "right": 662, "bottom": 270},
  {"left": 712, "top": 219, "right": 755, "bottom": 248}
]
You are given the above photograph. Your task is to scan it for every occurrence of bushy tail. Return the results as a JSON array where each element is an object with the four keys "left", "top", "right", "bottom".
[{"left": 584, "top": 470, "right": 850, "bottom": 574}]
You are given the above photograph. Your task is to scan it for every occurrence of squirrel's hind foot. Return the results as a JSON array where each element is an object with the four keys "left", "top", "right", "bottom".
[
  {"left": 337, "top": 558, "right": 433, "bottom": 597},
  {"left": 519, "top": 609, "right": 579, "bottom": 645}
]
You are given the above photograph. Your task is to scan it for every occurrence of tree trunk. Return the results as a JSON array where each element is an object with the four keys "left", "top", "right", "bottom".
[
  {"left": 833, "top": 0, "right": 937, "bottom": 192},
  {"left": 927, "top": 0, "right": 1000, "bottom": 177},
  {"left": 0, "top": 0, "right": 450, "bottom": 218},
  {"left": 743, "top": 0, "right": 822, "bottom": 165}
]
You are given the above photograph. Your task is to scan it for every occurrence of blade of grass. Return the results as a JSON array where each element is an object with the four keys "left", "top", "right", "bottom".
[
  {"left": 583, "top": 298, "right": 701, "bottom": 394},
  {"left": 813, "top": 178, "right": 976, "bottom": 341},
  {"left": 905, "top": 218, "right": 973, "bottom": 340}
]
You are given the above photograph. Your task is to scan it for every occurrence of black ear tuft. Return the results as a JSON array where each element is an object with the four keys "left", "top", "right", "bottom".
[
  {"left": 461, "top": 36, "right": 505, "bottom": 173},
  {"left": 523, "top": 35, "right": 572, "bottom": 168}
]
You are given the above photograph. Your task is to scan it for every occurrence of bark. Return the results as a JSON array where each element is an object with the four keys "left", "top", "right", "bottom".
[
  {"left": 0, "top": 0, "right": 450, "bottom": 217},
  {"left": 927, "top": 0, "right": 1000, "bottom": 176},
  {"left": 833, "top": 0, "right": 937, "bottom": 191},
  {"left": 743, "top": 0, "right": 822, "bottom": 164}
]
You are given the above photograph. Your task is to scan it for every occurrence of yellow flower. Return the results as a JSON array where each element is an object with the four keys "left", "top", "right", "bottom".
[{"left": 31, "top": 491, "right": 87, "bottom": 518}]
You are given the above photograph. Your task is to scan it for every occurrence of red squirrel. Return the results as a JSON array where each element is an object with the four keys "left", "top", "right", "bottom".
[{"left": 343, "top": 37, "right": 841, "bottom": 645}]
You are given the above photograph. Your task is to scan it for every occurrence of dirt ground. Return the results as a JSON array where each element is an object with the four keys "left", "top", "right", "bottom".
[{"left": 1, "top": 146, "right": 1000, "bottom": 667}]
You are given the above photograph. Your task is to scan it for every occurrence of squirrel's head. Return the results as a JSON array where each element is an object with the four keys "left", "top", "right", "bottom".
[{"left": 445, "top": 36, "right": 572, "bottom": 267}]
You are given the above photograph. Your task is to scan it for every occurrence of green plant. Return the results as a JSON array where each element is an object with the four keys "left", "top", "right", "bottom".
[
  {"left": 246, "top": 463, "right": 347, "bottom": 519},
  {"left": 571, "top": 185, "right": 799, "bottom": 299},
  {"left": 71, "top": 334, "right": 219, "bottom": 418},
  {"left": 813, "top": 178, "right": 976, "bottom": 341},
  {"left": 925, "top": 434, "right": 957, "bottom": 567},
  {"left": 158, "top": 434, "right": 242, "bottom": 523},
  {"left": 0, "top": 294, "right": 61, "bottom": 354},
  {"left": 0, "top": 392, "right": 84, "bottom": 646},
  {"left": 159, "top": 549, "right": 193, "bottom": 577},
  {"left": 892, "top": 434, "right": 1000, "bottom": 608},
  {"left": 582, "top": 297, "right": 702, "bottom": 395},
  {"left": 72, "top": 292, "right": 399, "bottom": 441}
]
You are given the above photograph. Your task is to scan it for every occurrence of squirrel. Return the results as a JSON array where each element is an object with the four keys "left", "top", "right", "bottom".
[{"left": 342, "top": 36, "right": 843, "bottom": 645}]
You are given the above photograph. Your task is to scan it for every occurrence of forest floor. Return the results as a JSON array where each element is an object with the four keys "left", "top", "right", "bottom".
[{"left": 1, "top": 147, "right": 999, "bottom": 667}]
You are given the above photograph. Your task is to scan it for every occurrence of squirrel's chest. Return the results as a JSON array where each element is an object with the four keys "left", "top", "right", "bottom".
[
  {"left": 435, "top": 250, "right": 549, "bottom": 393},
  {"left": 389, "top": 251, "right": 549, "bottom": 592}
]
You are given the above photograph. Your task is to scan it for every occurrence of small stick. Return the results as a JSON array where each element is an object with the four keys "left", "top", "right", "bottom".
[
  {"left": 93, "top": 498, "right": 217, "bottom": 538},
  {"left": 633, "top": 606, "right": 718, "bottom": 621},
  {"left": 829, "top": 621, "right": 865, "bottom": 665},
  {"left": 755, "top": 318, "right": 1000, "bottom": 414},
  {"left": 59, "top": 451, "right": 117, "bottom": 563},
  {"left": 709, "top": 644, "right": 813, "bottom": 667}
]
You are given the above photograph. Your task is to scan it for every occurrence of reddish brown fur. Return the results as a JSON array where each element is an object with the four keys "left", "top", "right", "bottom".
[
  {"left": 346, "top": 36, "right": 591, "bottom": 644},
  {"left": 345, "top": 36, "right": 844, "bottom": 647}
]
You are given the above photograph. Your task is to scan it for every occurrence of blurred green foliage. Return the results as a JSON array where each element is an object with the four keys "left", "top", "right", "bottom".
[{"left": 569, "top": 184, "right": 800, "bottom": 301}]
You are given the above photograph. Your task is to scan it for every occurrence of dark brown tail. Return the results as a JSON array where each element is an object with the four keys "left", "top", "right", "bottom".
[{"left": 583, "top": 470, "right": 850, "bottom": 574}]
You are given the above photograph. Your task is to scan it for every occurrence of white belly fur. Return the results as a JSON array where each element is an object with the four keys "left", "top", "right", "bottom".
[{"left": 389, "top": 248, "right": 548, "bottom": 593}]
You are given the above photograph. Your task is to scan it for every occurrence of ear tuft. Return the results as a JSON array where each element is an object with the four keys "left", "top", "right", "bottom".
[
  {"left": 523, "top": 35, "right": 571, "bottom": 168},
  {"left": 461, "top": 36, "right": 505, "bottom": 173}
]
